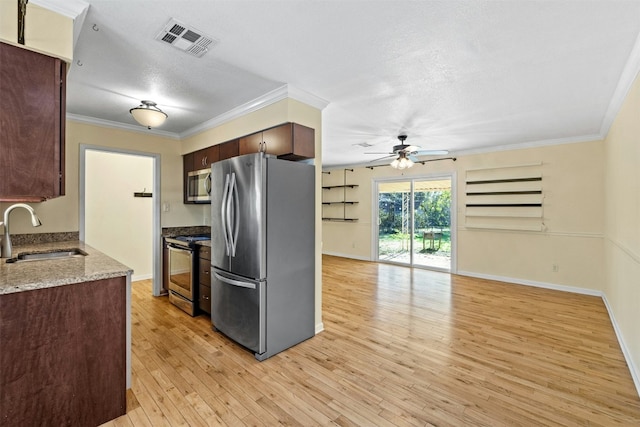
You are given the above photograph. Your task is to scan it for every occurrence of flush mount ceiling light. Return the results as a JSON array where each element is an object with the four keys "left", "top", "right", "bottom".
[{"left": 129, "top": 100, "right": 167, "bottom": 129}]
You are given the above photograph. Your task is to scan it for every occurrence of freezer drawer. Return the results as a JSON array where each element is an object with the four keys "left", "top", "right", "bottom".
[{"left": 211, "top": 268, "right": 266, "bottom": 354}]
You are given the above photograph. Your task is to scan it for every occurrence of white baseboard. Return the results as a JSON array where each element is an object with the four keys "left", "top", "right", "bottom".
[
  {"left": 322, "top": 251, "right": 371, "bottom": 261},
  {"left": 315, "top": 322, "right": 324, "bottom": 335},
  {"left": 601, "top": 294, "right": 640, "bottom": 397},
  {"left": 456, "top": 270, "right": 603, "bottom": 297},
  {"left": 131, "top": 273, "right": 152, "bottom": 282}
]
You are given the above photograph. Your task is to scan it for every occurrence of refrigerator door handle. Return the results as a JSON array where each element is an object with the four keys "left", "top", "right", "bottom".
[
  {"left": 213, "top": 271, "right": 257, "bottom": 289},
  {"left": 230, "top": 172, "right": 240, "bottom": 257},
  {"left": 221, "top": 173, "right": 231, "bottom": 255},
  {"left": 225, "top": 173, "right": 235, "bottom": 256}
]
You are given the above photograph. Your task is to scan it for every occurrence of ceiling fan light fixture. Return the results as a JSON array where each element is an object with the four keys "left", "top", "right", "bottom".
[
  {"left": 390, "top": 151, "right": 414, "bottom": 169},
  {"left": 130, "top": 100, "right": 167, "bottom": 129}
]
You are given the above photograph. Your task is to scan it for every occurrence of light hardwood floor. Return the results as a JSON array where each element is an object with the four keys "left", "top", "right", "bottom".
[{"left": 102, "top": 255, "right": 640, "bottom": 426}]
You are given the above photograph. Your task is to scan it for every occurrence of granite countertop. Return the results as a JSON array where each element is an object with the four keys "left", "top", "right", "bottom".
[
  {"left": 162, "top": 225, "right": 210, "bottom": 238},
  {"left": 0, "top": 241, "right": 133, "bottom": 295}
]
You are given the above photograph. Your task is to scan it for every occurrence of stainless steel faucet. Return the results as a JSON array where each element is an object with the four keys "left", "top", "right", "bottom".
[{"left": 1, "top": 203, "right": 42, "bottom": 258}]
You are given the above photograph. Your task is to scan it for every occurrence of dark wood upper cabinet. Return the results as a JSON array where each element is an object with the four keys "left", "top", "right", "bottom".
[
  {"left": 238, "top": 131, "right": 263, "bottom": 154},
  {"left": 193, "top": 145, "right": 219, "bottom": 170},
  {"left": 183, "top": 123, "right": 314, "bottom": 204},
  {"left": 239, "top": 123, "right": 315, "bottom": 160},
  {"left": 219, "top": 139, "right": 239, "bottom": 160},
  {"left": 0, "top": 42, "right": 66, "bottom": 202}
]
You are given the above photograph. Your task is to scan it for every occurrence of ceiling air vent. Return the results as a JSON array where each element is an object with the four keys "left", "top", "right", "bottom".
[{"left": 155, "top": 18, "right": 217, "bottom": 58}]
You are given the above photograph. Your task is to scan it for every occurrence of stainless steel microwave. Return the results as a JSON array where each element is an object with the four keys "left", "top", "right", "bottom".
[{"left": 187, "top": 168, "right": 211, "bottom": 203}]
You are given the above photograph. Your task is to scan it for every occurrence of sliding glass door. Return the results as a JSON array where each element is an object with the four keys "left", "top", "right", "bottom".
[{"left": 376, "top": 176, "right": 453, "bottom": 271}]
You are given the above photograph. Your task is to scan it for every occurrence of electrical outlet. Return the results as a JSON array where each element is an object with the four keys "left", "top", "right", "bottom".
[
  {"left": 552, "top": 263, "right": 559, "bottom": 272},
  {"left": 162, "top": 202, "right": 170, "bottom": 212}
]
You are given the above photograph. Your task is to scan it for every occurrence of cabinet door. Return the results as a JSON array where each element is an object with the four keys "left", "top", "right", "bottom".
[
  {"left": 193, "top": 145, "right": 219, "bottom": 169},
  {"left": 262, "top": 123, "right": 315, "bottom": 160},
  {"left": 199, "top": 253, "right": 211, "bottom": 286},
  {"left": 219, "top": 139, "right": 239, "bottom": 160},
  {"left": 199, "top": 284, "right": 211, "bottom": 314},
  {"left": 290, "top": 123, "right": 315, "bottom": 160},
  {"left": 198, "top": 247, "right": 212, "bottom": 315},
  {"left": 239, "top": 132, "right": 263, "bottom": 155},
  {"left": 0, "top": 42, "right": 65, "bottom": 201},
  {"left": 0, "top": 277, "right": 126, "bottom": 426},
  {"left": 261, "top": 124, "right": 292, "bottom": 157}
]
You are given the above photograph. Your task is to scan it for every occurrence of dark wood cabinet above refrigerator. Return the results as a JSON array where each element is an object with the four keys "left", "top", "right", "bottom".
[
  {"left": 239, "top": 123, "right": 314, "bottom": 160},
  {"left": 182, "top": 123, "right": 314, "bottom": 204}
]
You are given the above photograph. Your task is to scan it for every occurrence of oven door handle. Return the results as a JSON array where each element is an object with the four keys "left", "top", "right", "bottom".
[
  {"left": 167, "top": 243, "right": 193, "bottom": 252},
  {"left": 213, "top": 271, "right": 256, "bottom": 289}
]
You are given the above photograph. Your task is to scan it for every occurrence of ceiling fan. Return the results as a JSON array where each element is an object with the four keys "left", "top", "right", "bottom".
[{"left": 366, "top": 135, "right": 449, "bottom": 169}]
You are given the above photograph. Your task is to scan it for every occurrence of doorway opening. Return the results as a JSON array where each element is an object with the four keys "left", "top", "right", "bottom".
[
  {"left": 375, "top": 175, "right": 454, "bottom": 272},
  {"left": 79, "top": 145, "right": 162, "bottom": 295}
]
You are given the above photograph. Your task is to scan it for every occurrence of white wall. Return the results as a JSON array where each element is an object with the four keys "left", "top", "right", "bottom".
[
  {"left": 85, "top": 150, "right": 153, "bottom": 281},
  {"left": 323, "top": 139, "right": 605, "bottom": 292},
  {"left": 0, "top": 2, "right": 73, "bottom": 60}
]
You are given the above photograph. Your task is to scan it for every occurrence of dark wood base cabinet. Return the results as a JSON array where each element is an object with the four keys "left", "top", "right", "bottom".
[
  {"left": 0, "top": 277, "right": 126, "bottom": 427},
  {"left": 198, "top": 245, "right": 212, "bottom": 314}
]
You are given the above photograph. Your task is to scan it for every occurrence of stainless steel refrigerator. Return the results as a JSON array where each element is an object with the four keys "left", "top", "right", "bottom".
[{"left": 209, "top": 152, "right": 315, "bottom": 360}]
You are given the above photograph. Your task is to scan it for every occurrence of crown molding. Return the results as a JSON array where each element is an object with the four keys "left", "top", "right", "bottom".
[
  {"left": 452, "top": 133, "right": 603, "bottom": 157},
  {"left": 600, "top": 28, "right": 640, "bottom": 138},
  {"left": 179, "top": 85, "right": 289, "bottom": 139},
  {"left": 288, "top": 85, "right": 330, "bottom": 111},
  {"left": 66, "top": 113, "right": 180, "bottom": 140},
  {"left": 30, "top": 0, "right": 89, "bottom": 19},
  {"left": 179, "top": 84, "right": 329, "bottom": 139}
]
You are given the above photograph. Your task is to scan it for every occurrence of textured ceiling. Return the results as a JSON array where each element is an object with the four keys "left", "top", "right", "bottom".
[{"left": 60, "top": 0, "right": 640, "bottom": 167}]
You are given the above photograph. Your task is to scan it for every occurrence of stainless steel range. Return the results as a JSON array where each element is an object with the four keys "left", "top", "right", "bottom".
[{"left": 165, "top": 235, "right": 210, "bottom": 316}]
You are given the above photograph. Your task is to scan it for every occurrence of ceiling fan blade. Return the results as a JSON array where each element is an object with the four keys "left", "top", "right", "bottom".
[
  {"left": 409, "top": 154, "right": 419, "bottom": 162},
  {"left": 369, "top": 154, "right": 396, "bottom": 162},
  {"left": 364, "top": 151, "right": 394, "bottom": 155},
  {"left": 413, "top": 149, "right": 449, "bottom": 155}
]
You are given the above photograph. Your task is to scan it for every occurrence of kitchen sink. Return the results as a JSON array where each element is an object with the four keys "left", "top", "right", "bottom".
[{"left": 6, "top": 248, "right": 88, "bottom": 263}]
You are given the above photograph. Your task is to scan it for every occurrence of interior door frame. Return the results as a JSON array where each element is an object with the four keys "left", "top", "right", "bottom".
[
  {"left": 372, "top": 172, "right": 457, "bottom": 273},
  {"left": 79, "top": 144, "right": 162, "bottom": 295}
]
